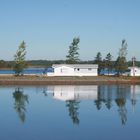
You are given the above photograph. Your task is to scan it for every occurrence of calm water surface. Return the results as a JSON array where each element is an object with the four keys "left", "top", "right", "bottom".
[{"left": 0, "top": 85, "right": 140, "bottom": 140}]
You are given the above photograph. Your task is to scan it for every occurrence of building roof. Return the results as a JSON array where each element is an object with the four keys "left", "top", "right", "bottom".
[
  {"left": 52, "top": 64, "right": 98, "bottom": 69},
  {"left": 128, "top": 67, "right": 140, "bottom": 70}
]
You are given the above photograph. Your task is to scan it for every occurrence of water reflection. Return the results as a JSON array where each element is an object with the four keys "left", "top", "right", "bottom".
[
  {"left": 52, "top": 86, "right": 97, "bottom": 124},
  {"left": 94, "top": 85, "right": 128, "bottom": 125},
  {"left": 13, "top": 88, "right": 29, "bottom": 123},
  {"left": 10, "top": 85, "right": 140, "bottom": 125},
  {"left": 94, "top": 85, "right": 137, "bottom": 125},
  {"left": 52, "top": 85, "right": 140, "bottom": 125},
  {"left": 66, "top": 100, "right": 80, "bottom": 125},
  {"left": 53, "top": 86, "right": 97, "bottom": 101},
  {"left": 116, "top": 98, "right": 127, "bottom": 125}
]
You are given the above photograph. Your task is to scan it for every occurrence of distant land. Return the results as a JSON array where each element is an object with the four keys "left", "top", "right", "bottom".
[{"left": 0, "top": 59, "right": 140, "bottom": 69}]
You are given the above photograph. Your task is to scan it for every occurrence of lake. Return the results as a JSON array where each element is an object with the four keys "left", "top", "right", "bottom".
[
  {"left": 0, "top": 85, "right": 140, "bottom": 140},
  {"left": 0, "top": 68, "right": 54, "bottom": 74}
]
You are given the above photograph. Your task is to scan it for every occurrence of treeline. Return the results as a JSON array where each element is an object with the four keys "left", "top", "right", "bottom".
[
  {"left": 0, "top": 60, "right": 13, "bottom": 69},
  {"left": 0, "top": 59, "right": 104, "bottom": 68},
  {"left": 1, "top": 59, "right": 140, "bottom": 69}
]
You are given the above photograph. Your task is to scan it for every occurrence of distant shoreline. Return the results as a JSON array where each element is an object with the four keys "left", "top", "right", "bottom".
[{"left": 0, "top": 75, "right": 140, "bottom": 85}]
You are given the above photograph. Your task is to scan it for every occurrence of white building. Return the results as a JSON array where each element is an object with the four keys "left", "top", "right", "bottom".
[
  {"left": 47, "top": 64, "right": 98, "bottom": 76},
  {"left": 128, "top": 67, "right": 140, "bottom": 76}
]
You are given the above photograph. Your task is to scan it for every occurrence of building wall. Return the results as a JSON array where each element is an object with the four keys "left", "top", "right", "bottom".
[
  {"left": 48, "top": 65, "right": 98, "bottom": 76},
  {"left": 54, "top": 66, "right": 74, "bottom": 76},
  {"left": 74, "top": 68, "right": 98, "bottom": 76},
  {"left": 130, "top": 68, "right": 140, "bottom": 76}
]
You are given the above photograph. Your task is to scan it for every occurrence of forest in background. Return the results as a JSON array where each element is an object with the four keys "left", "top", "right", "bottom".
[{"left": 0, "top": 59, "right": 140, "bottom": 69}]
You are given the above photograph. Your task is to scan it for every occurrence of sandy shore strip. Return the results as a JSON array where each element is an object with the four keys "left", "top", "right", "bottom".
[{"left": 0, "top": 75, "right": 140, "bottom": 85}]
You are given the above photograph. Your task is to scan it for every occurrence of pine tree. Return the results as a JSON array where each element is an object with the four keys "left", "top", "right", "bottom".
[
  {"left": 115, "top": 39, "right": 128, "bottom": 75},
  {"left": 66, "top": 37, "right": 80, "bottom": 64},
  {"left": 105, "top": 53, "right": 113, "bottom": 75},
  {"left": 13, "top": 41, "right": 27, "bottom": 75},
  {"left": 94, "top": 52, "right": 103, "bottom": 74}
]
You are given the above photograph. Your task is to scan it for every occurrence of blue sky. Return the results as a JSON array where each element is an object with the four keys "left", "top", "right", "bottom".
[{"left": 0, "top": 0, "right": 140, "bottom": 61}]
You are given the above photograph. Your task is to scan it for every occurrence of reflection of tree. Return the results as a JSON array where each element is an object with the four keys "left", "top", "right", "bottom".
[
  {"left": 94, "top": 85, "right": 112, "bottom": 110},
  {"left": 131, "top": 85, "right": 137, "bottom": 112},
  {"left": 115, "top": 98, "right": 127, "bottom": 125},
  {"left": 115, "top": 85, "right": 128, "bottom": 125},
  {"left": 94, "top": 99, "right": 102, "bottom": 110},
  {"left": 66, "top": 100, "right": 80, "bottom": 125},
  {"left": 105, "top": 86, "right": 112, "bottom": 110},
  {"left": 95, "top": 85, "right": 129, "bottom": 125},
  {"left": 94, "top": 86, "right": 102, "bottom": 110},
  {"left": 42, "top": 87, "right": 47, "bottom": 96},
  {"left": 13, "top": 88, "right": 29, "bottom": 123},
  {"left": 105, "top": 99, "right": 112, "bottom": 110}
]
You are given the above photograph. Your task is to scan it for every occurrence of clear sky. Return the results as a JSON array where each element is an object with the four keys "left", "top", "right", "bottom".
[{"left": 0, "top": 0, "right": 140, "bottom": 61}]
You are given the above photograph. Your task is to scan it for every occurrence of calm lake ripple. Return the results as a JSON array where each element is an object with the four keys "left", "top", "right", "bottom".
[{"left": 0, "top": 85, "right": 140, "bottom": 140}]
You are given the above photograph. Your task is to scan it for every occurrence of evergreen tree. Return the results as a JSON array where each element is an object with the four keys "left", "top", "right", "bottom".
[
  {"left": 94, "top": 52, "right": 103, "bottom": 74},
  {"left": 95, "top": 52, "right": 102, "bottom": 63},
  {"left": 105, "top": 53, "right": 113, "bottom": 75},
  {"left": 66, "top": 37, "right": 80, "bottom": 64},
  {"left": 13, "top": 41, "right": 27, "bottom": 75},
  {"left": 115, "top": 39, "right": 128, "bottom": 75}
]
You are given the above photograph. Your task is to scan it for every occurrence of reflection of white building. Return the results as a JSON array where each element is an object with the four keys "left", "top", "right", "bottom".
[
  {"left": 53, "top": 85, "right": 98, "bottom": 101},
  {"left": 131, "top": 85, "right": 140, "bottom": 102},
  {"left": 48, "top": 64, "right": 98, "bottom": 76},
  {"left": 130, "top": 85, "right": 140, "bottom": 112},
  {"left": 131, "top": 85, "right": 140, "bottom": 94}
]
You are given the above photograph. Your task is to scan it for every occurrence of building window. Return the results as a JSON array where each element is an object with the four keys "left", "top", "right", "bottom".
[{"left": 88, "top": 68, "right": 92, "bottom": 71}]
